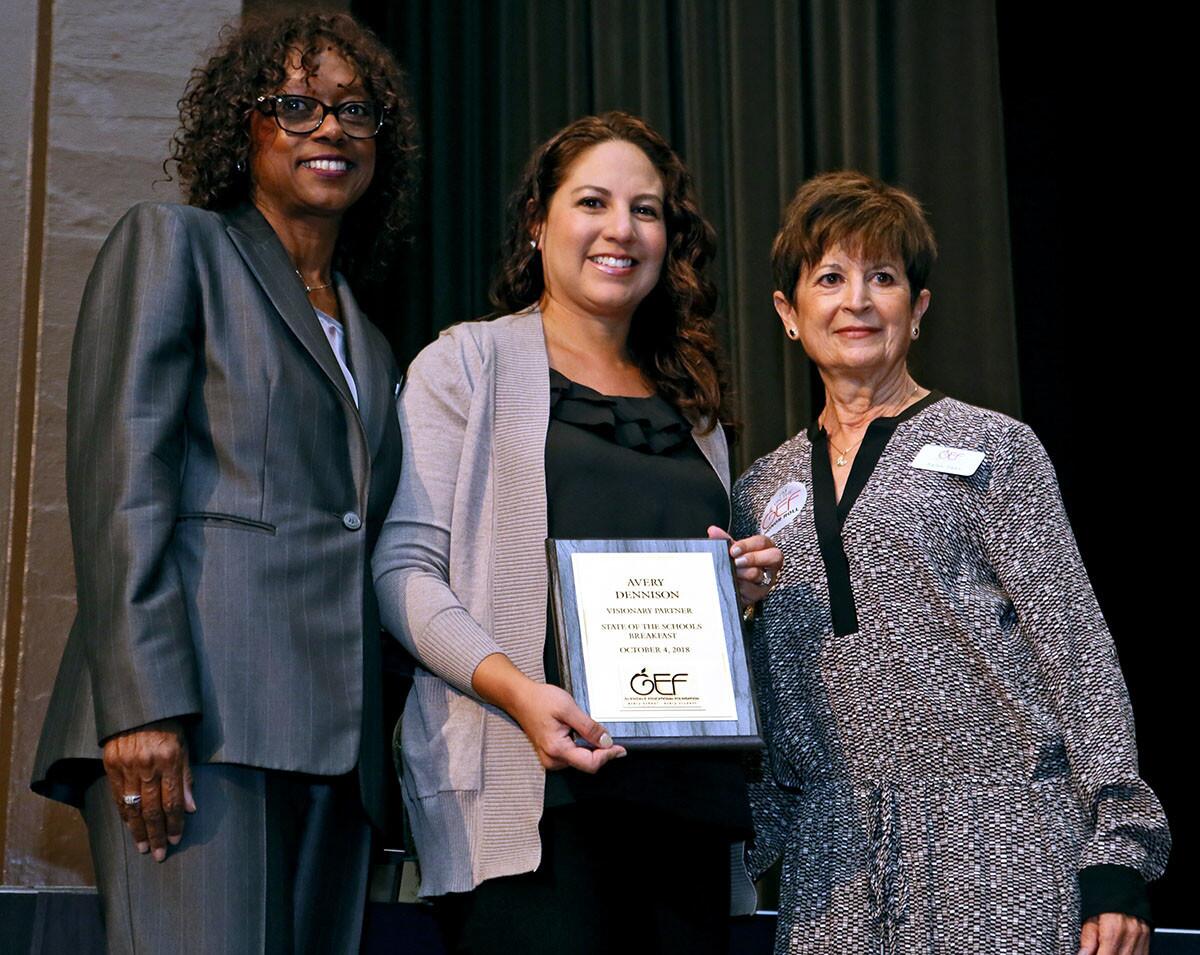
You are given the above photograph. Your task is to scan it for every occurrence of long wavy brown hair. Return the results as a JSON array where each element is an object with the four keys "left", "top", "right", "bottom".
[
  {"left": 169, "top": 12, "right": 418, "bottom": 288},
  {"left": 490, "top": 112, "right": 727, "bottom": 430}
]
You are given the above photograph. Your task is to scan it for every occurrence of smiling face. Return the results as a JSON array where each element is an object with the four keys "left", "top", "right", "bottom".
[
  {"left": 248, "top": 48, "right": 376, "bottom": 226},
  {"left": 774, "top": 242, "right": 931, "bottom": 382},
  {"left": 536, "top": 139, "right": 668, "bottom": 325}
]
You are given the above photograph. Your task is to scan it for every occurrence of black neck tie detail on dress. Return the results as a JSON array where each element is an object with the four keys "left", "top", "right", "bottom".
[{"left": 808, "top": 391, "right": 944, "bottom": 637}]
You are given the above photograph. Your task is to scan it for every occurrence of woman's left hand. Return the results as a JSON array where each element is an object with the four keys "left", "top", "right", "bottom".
[
  {"left": 1078, "top": 913, "right": 1150, "bottom": 955},
  {"left": 707, "top": 526, "right": 783, "bottom": 610}
]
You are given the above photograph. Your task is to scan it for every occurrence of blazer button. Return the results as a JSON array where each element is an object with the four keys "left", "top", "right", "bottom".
[{"left": 342, "top": 511, "right": 363, "bottom": 531}]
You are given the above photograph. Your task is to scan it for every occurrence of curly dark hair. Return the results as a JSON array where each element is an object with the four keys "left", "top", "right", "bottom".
[
  {"left": 169, "top": 12, "right": 418, "bottom": 287},
  {"left": 490, "top": 112, "right": 727, "bottom": 430}
]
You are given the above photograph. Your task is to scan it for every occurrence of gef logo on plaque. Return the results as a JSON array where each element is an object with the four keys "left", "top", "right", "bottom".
[{"left": 547, "top": 539, "right": 761, "bottom": 749}]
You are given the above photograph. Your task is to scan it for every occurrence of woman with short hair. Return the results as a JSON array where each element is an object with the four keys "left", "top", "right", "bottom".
[{"left": 735, "top": 170, "right": 1169, "bottom": 955}]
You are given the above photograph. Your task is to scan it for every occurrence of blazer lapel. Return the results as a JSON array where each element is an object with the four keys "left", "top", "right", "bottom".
[
  {"left": 222, "top": 204, "right": 359, "bottom": 414},
  {"left": 337, "top": 275, "right": 389, "bottom": 456}
]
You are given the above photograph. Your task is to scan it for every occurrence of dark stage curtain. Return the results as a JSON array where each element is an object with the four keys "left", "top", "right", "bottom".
[
  {"left": 354, "top": 0, "right": 1016, "bottom": 471},
  {"left": 996, "top": 9, "right": 1194, "bottom": 926}
]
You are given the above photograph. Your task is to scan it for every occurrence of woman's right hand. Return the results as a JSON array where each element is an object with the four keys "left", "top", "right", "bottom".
[
  {"left": 472, "top": 653, "right": 627, "bottom": 772},
  {"left": 1078, "top": 913, "right": 1150, "bottom": 955},
  {"left": 101, "top": 718, "right": 196, "bottom": 861}
]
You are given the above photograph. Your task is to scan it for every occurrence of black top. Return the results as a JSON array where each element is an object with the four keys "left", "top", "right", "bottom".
[{"left": 543, "top": 370, "right": 751, "bottom": 834}]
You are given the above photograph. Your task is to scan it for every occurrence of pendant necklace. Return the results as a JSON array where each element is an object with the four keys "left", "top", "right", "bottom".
[
  {"left": 830, "top": 436, "right": 861, "bottom": 468},
  {"left": 823, "top": 381, "right": 920, "bottom": 468}
]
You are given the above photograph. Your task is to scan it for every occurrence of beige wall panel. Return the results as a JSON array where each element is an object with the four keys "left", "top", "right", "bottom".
[
  {"left": 246, "top": 0, "right": 350, "bottom": 14},
  {"left": 0, "top": 0, "right": 51, "bottom": 889},
  {"left": 4, "top": 0, "right": 240, "bottom": 887},
  {"left": 0, "top": 0, "right": 39, "bottom": 748}
]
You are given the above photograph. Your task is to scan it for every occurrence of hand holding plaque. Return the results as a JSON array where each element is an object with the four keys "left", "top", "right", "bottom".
[
  {"left": 707, "top": 526, "right": 784, "bottom": 610},
  {"left": 546, "top": 538, "right": 762, "bottom": 749},
  {"left": 471, "top": 653, "right": 627, "bottom": 771}
]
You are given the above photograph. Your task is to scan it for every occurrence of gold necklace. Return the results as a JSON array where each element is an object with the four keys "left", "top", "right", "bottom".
[
  {"left": 822, "top": 381, "right": 920, "bottom": 468},
  {"left": 829, "top": 435, "right": 862, "bottom": 468},
  {"left": 295, "top": 269, "right": 333, "bottom": 293}
]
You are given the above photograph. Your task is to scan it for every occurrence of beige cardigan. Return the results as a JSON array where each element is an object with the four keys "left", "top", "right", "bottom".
[{"left": 372, "top": 310, "right": 731, "bottom": 896}]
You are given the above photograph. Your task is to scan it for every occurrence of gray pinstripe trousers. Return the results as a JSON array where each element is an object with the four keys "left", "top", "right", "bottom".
[{"left": 84, "top": 764, "right": 371, "bottom": 954}]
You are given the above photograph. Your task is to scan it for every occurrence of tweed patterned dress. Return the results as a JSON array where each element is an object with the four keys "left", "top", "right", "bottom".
[{"left": 731, "top": 394, "right": 1169, "bottom": 954}]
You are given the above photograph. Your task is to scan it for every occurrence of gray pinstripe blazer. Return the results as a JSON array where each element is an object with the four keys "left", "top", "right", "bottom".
[{"left": 32, "top": 202, "right": 403, "bottom": 829}]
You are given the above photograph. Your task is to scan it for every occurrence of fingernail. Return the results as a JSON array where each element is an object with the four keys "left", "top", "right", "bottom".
[
  {"left": 730, "top": 545, "right": 743, "bottom": 557},
  {"left": 153, "top": 848, "right": 166, "bottom": 862},
  {"left": 598, "top": 732, "right": 613, "bottom": 748},
  {"left": 136, "top": 842, "right": 149, "bottom": 854},
  {"left": 616, "top": 749, "right": 628, "bottom": 758},
  {"left": 168, "top": 834, "right": 182, "bottom": 845},
  {"left": 734, "top": 555, "right": 749, "bottom": 567}
]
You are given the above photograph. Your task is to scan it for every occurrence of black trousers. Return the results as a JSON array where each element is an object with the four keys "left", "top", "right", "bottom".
[
  {"left": 83, "top": 764, "right": 372, "bottom": 955},
  {"left": 434, "top": 802, "right": 732, "bottom": 955}
]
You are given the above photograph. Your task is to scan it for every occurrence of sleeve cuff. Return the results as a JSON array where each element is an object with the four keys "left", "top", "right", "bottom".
[{"left": 1078, "top": 864, "right": 1152, "bottom": 925}]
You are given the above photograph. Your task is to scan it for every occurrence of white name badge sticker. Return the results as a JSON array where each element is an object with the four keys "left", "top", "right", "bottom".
[
  {"left": 760, "top": 482, "right": 808, "bottom": 537},
  {"left": 910, "top": 444, "right": 985, "bottom": 476}
]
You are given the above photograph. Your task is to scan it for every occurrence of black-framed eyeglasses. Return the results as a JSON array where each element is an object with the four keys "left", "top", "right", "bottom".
[{"left": 256, "top": 94, "right": 386, "bottom": 139}]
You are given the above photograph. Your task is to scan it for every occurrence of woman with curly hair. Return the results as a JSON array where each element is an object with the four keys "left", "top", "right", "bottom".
[
  {"left": 373, "top": 111, "right": 781, "bottom": 955},
  {"left": 32, "top": 12, "right": 415, "bottom": 953}
]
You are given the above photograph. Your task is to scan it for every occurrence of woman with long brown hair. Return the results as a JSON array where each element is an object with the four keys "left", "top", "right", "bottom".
[{"left": 374, "top": 111, "right": 780, "bottom": 954}]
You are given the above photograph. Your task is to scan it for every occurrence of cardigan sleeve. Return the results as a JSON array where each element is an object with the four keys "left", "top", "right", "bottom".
[
  {"left": 372, "top": 330, "right": 505, "bottom": 696},
  {"left": 980, "top": 421, "right": 1169, "bottom": 920}
]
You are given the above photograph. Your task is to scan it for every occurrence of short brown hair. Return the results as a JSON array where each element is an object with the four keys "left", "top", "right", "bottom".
[
  {"left": 772, "top": 171, "right": 937, "bottom": 304},
  {"left": 489, "top": 111, "right": 726, "bottom": 429}
]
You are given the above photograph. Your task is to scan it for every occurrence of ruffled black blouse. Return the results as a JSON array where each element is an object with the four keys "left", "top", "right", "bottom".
[{"left": 543, "top": 370, "right": 751, "bottom": 834}]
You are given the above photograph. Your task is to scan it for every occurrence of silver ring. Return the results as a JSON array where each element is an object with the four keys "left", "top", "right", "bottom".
[
  {"left": 758, "top": 570, "right": 773, "bottom": 587},
  {"left": 122, "top": 793, "right": 141, "bottom": 807}
]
